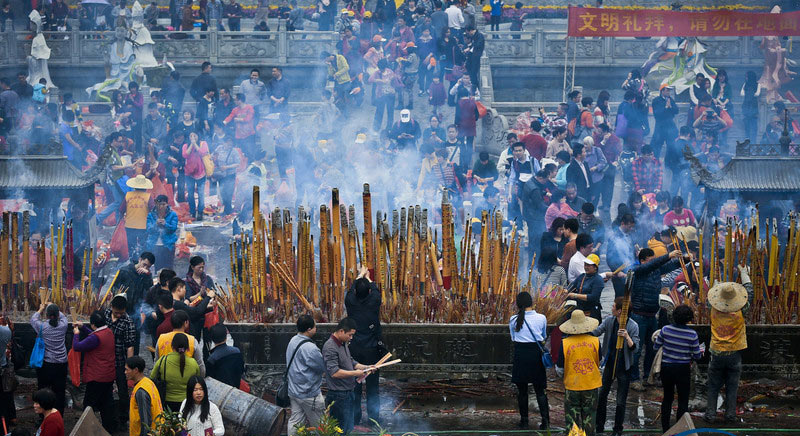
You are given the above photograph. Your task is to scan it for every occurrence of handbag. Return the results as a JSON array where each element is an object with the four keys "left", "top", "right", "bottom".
[
  {"left": 524, "top": 320, "right": 554, "bottom": 369},
  {"left": 1, "top": 366, "right": 18, "bottom": 393},
  {"left": 153, "top": 355, "right": 169, "bottom": 402},
  {"left": 276, "top": 338, "right": 312, "bottom": 408},
  {"left": 202, "top": 154, "right": 215, "bottom": 177},
  {"left": 29, "top": 325, "right": 45, "bottom": 369}
]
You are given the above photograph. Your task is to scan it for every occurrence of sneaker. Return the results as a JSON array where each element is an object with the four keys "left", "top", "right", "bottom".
[
  {"left": 518, "top": 418, "right": 529, "bottom": 429},
  {"left": 631, "top": 381, "right": 645, "bottom": 391}
]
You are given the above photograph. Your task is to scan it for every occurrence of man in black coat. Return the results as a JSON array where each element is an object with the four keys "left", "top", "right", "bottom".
[
  {"left": 206, "top": 324, "right": 244, "bottom": 388},
  {"left": 520, "top": 170, "right": 551, "bottom": 258},
  {"left": 112, "top": 252, "right": 155, "bottom": 355},
  {"left": 344, "top": 267, "right": 384, "bottom": 427},
  {"left": 565, "top": 143, "right": 592, "bottom": 201},
  {"left": 190, "top": 62, "right": 218, "bottom": 102},
  {"left": 464, "top": 26, "right": 485, "bottom": 88},
  {"left": 169, "top": 277, "right": 212, "bottom": 340}
]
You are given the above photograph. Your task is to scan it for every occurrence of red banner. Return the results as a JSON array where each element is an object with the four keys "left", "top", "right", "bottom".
[{"left": 568, "top": 6, "right": 800, "bottom": 37}]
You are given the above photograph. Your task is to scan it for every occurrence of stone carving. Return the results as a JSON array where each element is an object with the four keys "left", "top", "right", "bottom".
[
  {"left": 704, "top": 40, "right": 741, "bottom": 60},
  {"left": 219, "top": 40, "right": 278, "bottom": 59},
  {"left": 85, "top": 26, "right": 138, "bottom": 100},
  {"left": 613, "top": 39, "right": 656, "bottom": 58},
  {"left": 129, "top": 1, "right": 159, "bottom": 68},
  {"left": 486, "top": 40, "right": 534, "bottom": 59},
  {"left": 27, "top": 10, "right": 54, "bottom": 88},
  {"left": 546, "top": 38, "right": 602, "bottom": 59},
  {"left": 154, "top": 39, "right": 210, "bottom": 58},
  {"left": 481, "top": 107, "right": 509, "bottom": 155}
]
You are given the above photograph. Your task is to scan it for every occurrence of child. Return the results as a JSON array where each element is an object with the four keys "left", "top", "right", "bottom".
[
  {"left": 33, "top": 78, "right": 48, "bottom": 103},
  {"left": 557, "top": 310, "right": 601, "bottom": 436},
  {"left": 398, "top": 43, "right": 419, "bottom": 109},
  {"left": 428, "top": 76, "right": 446, "bottom": 118}
]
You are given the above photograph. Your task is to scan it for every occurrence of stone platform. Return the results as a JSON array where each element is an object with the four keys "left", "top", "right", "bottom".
[{"left": 10, "top": 323, "right": 800, "bottom": 379}]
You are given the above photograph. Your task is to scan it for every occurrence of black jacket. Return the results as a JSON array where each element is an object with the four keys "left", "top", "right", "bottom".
[
  {"left": 173, "top": 297, "right": 211, "bottom": 339},
  {"left": 190, "top": 72, "right": 218, "bottom": 102},
  {"left": 114, "top": 262, "right": 154, "bottom": 317},
  {"left": 631, "top": 254, "right": 681, "bottom": 314},
  {"left": 344, "top": 282, "right": 382, "bottom": 350},
  {"left": 565, "top": 158, "right": 592, "bottom": 200},
  {"left": 207, "top": 344, "right": 244, "bottom": 387},
  {"left": 520, "top": 177, "right": 548, "bottom": 224}
]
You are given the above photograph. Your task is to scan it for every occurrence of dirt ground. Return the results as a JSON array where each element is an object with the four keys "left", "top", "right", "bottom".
[{"left": 9, "top": 371, "right": 800, "bottom": 436}]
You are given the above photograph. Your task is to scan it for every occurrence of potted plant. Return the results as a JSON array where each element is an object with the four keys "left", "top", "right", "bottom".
[{"left": 148, "top": 408, "right": 188, "bottom": 436}]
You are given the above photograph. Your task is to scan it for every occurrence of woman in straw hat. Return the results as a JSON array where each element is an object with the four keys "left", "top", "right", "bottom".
[
  {"left": 508, "top": 292, "right": 549, "bottom": 430},
  {"left": 704, "top": 265, "right": 753, "bottom": 424},
  {"left": 653, "top": 304, "right": 703, "bottom": 432},
  {"left": 557, "top": 310, "right": 601, "bottom": 436},
  {"left": 125, "top": 174, "right": 154, "bottom": 257}
]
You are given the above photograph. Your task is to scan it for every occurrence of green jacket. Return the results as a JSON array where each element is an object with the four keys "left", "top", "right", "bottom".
[
  {"left": 151, "top": 352, "right": 200, "bottom": 403},
  {"left": 328, "top": 54, "right": 351, "bottom": 85}
]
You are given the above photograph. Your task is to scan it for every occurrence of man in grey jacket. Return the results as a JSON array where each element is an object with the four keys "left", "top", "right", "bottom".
[
  {"left": 591, "top": 296, "right": 640, "bottom": 436},
  {"left": 286, "top": 314, "right": 326, "bottom": 436},
  {"left": 239, "top": 69, "right": 267, "bottom": 115}
]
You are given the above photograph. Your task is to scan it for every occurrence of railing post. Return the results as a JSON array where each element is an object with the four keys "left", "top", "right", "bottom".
[
  {"left": 279, "top": 28, "right": 287, "bottom": 64},
  {"left": 534, "top": 28, "right": 543, "bottom": 64},
  {"left": 604, "top": 37, "right": 613, "bottom": 65},
  {"left": 210, "top": 21, "right": 218, "bottom": 63},
  {"left": 71, "top": 26, "right": 79, "bottom": 64},
  {"left": 8, "top": 30, "right": 17, "bottom": 64}
]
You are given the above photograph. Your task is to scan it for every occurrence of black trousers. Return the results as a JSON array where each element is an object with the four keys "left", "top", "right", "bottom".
[
  {"left": 84, "top": 380, "right": 118, "bottom": 433},
  {"left": 115, "top": 365, "right": 130, "bottom": 422},
  {"left": 351, "top": 345, "right": 381, "bottom": 425},
  {"left": 597, "top": 353, "right": 631, "bottom": 433},
  {"left": 660, "top": 363, "right": 691, "bottom": 432},
  {"left": 514, "top": 382, "right": 549, "bottom": 425},
  {"left": 37, "top": 361, "right": 68, "bottom": 415}
]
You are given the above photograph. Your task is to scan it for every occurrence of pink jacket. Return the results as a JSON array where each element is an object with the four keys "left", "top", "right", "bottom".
[
  {"left": 182, "top": 141, "right": 210, "bottom": 180},
  {"left": 544, "top": 202, "right": 578, "bottom": 230}
]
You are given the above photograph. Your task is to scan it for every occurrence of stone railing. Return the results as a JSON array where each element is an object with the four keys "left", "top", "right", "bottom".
[
  {"left": 0, "top": 24, "right": 336, "bottom": 66},
  {"left": 483, "top": 32, "right": 773, "bottom": 67},
  {"left": 1, "top": 22, "right": 791, "bottom": 68}
]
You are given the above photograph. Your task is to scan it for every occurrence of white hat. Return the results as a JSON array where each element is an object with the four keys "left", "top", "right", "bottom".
[
  {"left": 708, "top": 282, "right": 748, "bottom": 313},
  {"left": 400, "top": 109, "right": 411, "bottom": 121},
  {"left": 126, "top": 175, "right": 154, "bottom": 190},
  {"left": 559, "top": 310, "right": 599, "bottom": 335}
]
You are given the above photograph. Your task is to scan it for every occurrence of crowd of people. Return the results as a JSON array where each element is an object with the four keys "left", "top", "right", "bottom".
[{"left": 5, "top": 252, "right": 242, "bottom": 436}]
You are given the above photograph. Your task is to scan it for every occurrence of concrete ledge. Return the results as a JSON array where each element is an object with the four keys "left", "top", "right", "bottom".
[{"left": 10, "top": 322, "right": 799, "bottom": 379}]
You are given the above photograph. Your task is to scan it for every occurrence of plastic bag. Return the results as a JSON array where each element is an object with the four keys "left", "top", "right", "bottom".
[
  {"left": 476, "top": 100, "right": 487, "bottom": 118},
  {"left": 204, "top": 305, "right": 220, "bottom": 328},
  {"left": 110, "top": 219, "right": 129, "bottom": 261}
]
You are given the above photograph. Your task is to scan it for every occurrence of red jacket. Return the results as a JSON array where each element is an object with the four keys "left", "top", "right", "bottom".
[{"left": 79, "top": 327, "right": 116, "bottom": 383}]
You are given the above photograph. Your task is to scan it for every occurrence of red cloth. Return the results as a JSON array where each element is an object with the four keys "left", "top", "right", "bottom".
[
  {"left": 39, "top": 411, "right": 65, "bottom": 436},
  {"left": 520, "top": 133, "right": 548, "bottom": 161},
  {"left": 81, "top": 327, "right": 116, "bottom": 383},
  {"left": 156, "top": 310, "right": 175, "bottom": 338},
  {"left": 456, "top": 98, "right": 478, "bottom": 137}
]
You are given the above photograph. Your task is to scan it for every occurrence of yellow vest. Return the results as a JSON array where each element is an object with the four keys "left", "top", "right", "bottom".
[
  {"left": 157, "top": 330, "right": 196, "bottom": 357},
  {"left": 562, "top": 334, "right": 602, "bottom": 391},
  {"left": 710, "top": 308, "right": 747, "bottom": 352},
  {"left": 125, "top": 191, "right": 151, "bottom": 229},
  {"left": 130, "top": 377, "right": 163, "bottom": 436}
]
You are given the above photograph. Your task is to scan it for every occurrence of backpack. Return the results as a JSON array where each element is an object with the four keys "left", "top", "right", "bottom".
[{"left": 568, "top": 109, "right": 591, "bottom": 141}]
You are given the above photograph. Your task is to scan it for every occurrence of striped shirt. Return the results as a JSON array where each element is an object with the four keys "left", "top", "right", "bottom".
[{"left": 654, "top": 324, "right": 703, "bottom": 364}]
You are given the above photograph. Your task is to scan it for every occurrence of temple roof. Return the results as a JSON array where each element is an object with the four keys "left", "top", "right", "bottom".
[
  {"left": 686, "top": 141, "right": 800, "bottom": 194},
  {"left": 0, "top": 145, "right": 112, "bottom": 193}
]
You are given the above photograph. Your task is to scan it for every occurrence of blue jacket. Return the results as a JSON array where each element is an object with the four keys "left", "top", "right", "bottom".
[
  {"left": 631, "top": 254, "right": 680, "bottom": 314},
  {"left": 145, "top": 208, "right": 179, "bottom": 250}
]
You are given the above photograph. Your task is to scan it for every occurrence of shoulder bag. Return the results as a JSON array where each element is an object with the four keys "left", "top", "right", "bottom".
[
  {"left": 29, "top": 325, "right": 45, "bottom": 369},
  {"left": 153, "top": 355, "right": 169, "bottom": 403},
  {"left": 276, "top": 339, "right": 312, "bottom": 408},
  {"left": 524, "top": 319, "right": 554, "bottom": 369}
]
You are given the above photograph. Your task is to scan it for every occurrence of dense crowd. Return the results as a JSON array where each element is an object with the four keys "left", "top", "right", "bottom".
[{"left": 1, "top": 0, "right": 800, "bottom": 435}]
